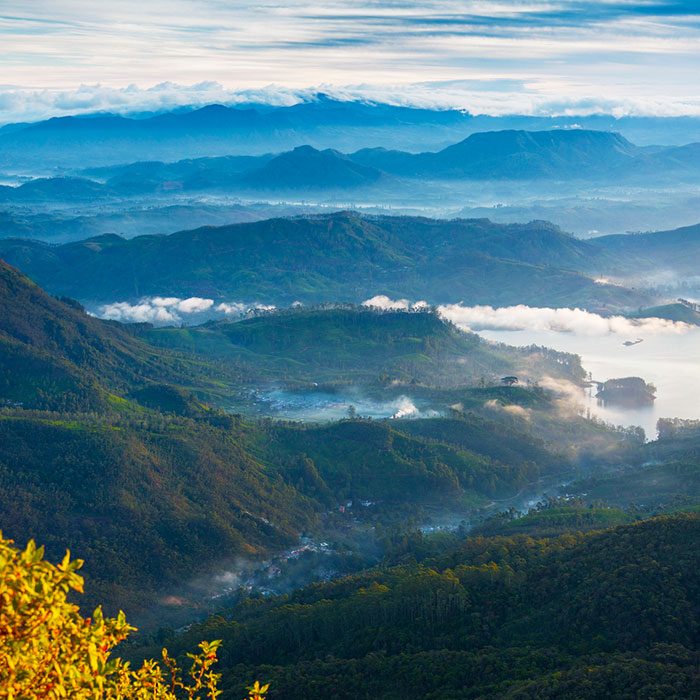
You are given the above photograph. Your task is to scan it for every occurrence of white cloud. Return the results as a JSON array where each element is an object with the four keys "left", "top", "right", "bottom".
[
  {"left": 437, "top": 303, "right": 691, "bottom": 336},
  {"left": 95, "top": 296, "right": 275, "bottom": 326},
  {"left": 391, "top": 396, "right": 420, "bottom": 419},
  {"left": 3, "top": 79, "right": 700, "bottom": 125},
  {"left": 175, "top": 297, "right": 214, "bottom": 314},
  {"left": 1, "top": 1, "right": 699, "bottom": 122},
  {"left": 216, "top": 302, "right": 248, "bottom": 316},
  {"left": 362, "top": 295, "right": 428, "bottom": 311}
]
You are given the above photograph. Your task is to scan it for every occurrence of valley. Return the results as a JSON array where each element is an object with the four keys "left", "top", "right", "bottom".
[{"left": 1, "top": 88, "right": 700, "bottom": 698}]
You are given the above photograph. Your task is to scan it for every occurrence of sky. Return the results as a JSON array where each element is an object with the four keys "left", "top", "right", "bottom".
[{"left": 1, "top": 1, "right": 700, "bottom": 122}]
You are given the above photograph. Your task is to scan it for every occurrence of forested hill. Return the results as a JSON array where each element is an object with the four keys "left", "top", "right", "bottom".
[
  {"left": 161, "top": 513, "right": 700, "bottom": 699},
  {"left": 240, "top": 145, "right": 383, "bottom": 189},
  {"left": 351, "top": 129, "right": 640, "bottom": 179},
  {"left": 0, "top": 213, "right": 642, "bottom": 309},
  {"left": 592, "top": 221, "right": 700, "bottom": 276},
  {"left": 145, "top": 306, "right": 585, "bottom": 386},
  {"left": 0, "top": 259, "right": 207, "bottom": 411}
]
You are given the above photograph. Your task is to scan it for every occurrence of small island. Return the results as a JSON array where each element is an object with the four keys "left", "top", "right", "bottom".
[{"left": 595, "top": 376, "right": 657, "bottom": 407}]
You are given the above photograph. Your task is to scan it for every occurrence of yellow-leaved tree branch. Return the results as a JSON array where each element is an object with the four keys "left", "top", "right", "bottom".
[{"left": 0, "top": 532, "right": 267, "bottom": 700}]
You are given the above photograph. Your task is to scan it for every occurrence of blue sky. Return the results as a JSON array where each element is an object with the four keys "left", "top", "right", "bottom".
[{"left": 1, "top": 1, "right": 699, "bottom": 121}]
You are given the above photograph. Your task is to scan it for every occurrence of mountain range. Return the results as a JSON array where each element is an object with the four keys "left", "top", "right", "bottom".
[
  {"left": 3, "top": 97, "right": 700, "bottom": 172},
  {"left": 1, "top": 128, "right": 698, "bottom": 207},
  {"left": 0, "top": 212, "right": 646, "bottom": 309}
]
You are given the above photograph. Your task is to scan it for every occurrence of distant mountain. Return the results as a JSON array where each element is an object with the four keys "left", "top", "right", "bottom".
[
  {"left": 453, "top": 195, "right": 700, "bottom": 238},
  {"left": 90, "top": 155, "right": 271, "bottom": 194},
  {"left": 0, "top": 202, "right": 331, "bottom": 244},
  {"left": 240, "top": 146, "right": 383, "bottom": 190},
  {"left": 83, "top": 147, "right": 382, "bottom": 193},
  {"left": 4, "top": 98, "right": 700, "bottom": 171},
  {"left": 623, "top": 141, "right": 700, "bottom": 180},
  {"left": 41, "top": 129, "right": 698, "bottom": 198},
  {"left": 0, "top": 212, "right": 642, "bottom": 309},
  {"left": 351, "top": 129, "right": 641, "bottom": 179},
  {"left": 0, "top": 177, "right": 111, "bottom": 203},
  {"left": 0, "top": 98, "right": 475, "bottom": 170},
  {"left": 593, "top": 222, "right": 700, "bottom": 276}
]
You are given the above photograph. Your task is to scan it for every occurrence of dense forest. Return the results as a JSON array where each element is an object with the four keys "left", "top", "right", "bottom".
[{"left": 147, "top": 513, "right": 700, "bottom": 699}]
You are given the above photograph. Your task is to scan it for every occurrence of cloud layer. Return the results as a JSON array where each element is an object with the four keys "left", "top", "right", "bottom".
[
  {"left": 1, "top": 1, "right": 699, "bottom": 122},
  {"left": 437, "top": 303, "right": 691, "bottom": 336}
]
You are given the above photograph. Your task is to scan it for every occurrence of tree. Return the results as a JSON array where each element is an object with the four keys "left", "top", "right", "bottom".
[
  {"left": 0, "top": 532, "right": 267, "bottom": 700},
  {"left": 501, "top": 376, "right": 519, "bottom": 386}
]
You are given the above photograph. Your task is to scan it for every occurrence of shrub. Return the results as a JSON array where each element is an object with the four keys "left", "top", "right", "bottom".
[{"left": 0, "top": 532, "right": 266, "bottom": 699}]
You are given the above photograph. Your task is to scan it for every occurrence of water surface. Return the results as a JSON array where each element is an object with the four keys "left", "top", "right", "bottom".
[{"left": 479, "top": 328, "right": 700, "bottom": 438}]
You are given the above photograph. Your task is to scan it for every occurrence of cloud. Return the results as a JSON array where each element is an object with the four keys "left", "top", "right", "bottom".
[
  {"left": 391, "top": 396, "right": 420, "bottom": 419},
  {"left": 537, "top": 375, "right": 588, "bottom": 417},
  {"left": 362, "top": 295, "right": 429, "bottom": 311},
  {"left": 175, "top": 297, "right": 214, "bottom": 314},
  {"left": 437, "top": 303, "right": 691, "bottom": 336},
  {"left": 1, "top": 1, "right": 699, "bottom": 122},
  {"left": 0, "top": 82, "right": 309, "bottom": 124},
  {"left": 95, "top": 296, "right": 275, "bottom": 326},
  {"left": 215, "top": 302, "right": 248, "bottom": 316}
]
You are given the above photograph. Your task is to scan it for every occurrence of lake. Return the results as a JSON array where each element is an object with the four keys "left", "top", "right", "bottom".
[{"left": 477, "top": 327, "right": 700, "bottom": 438}]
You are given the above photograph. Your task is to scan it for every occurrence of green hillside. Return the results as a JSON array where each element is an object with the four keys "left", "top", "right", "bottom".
[
  {"left": 0, "top": 213, "right": 643, "bottom": 309},
  {"left": 0, "top": 263, "right": 591, "bottom": 617},
  {"left": 0, "top": 412, "right": 314, "bottom": 613},
  {"left": 593, "top": 222, "right": 700, "bottom": 276},
  {"left": 255, "top": 418, "right": 561, "bottom": 506},
  {"left": 0, "top": 259, "right": 227, "bottom": 411},
  {"left": 144, "top": 307, "right": 586, "bottom": 388},
  {"left": 630, "top": 301, "right": 700, "bottom": 325},
  {"left": 473, "top": 502, "right": 634, "bottom": 537}
]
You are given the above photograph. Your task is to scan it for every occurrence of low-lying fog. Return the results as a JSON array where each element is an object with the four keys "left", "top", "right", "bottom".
[{"left": 249, "top": 389, "right": 440, "bottom": 422}]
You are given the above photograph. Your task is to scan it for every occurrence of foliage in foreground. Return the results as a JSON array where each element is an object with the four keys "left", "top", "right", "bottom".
[{"left": 0, "top": 532, "right": 266, "bottom": 700}]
